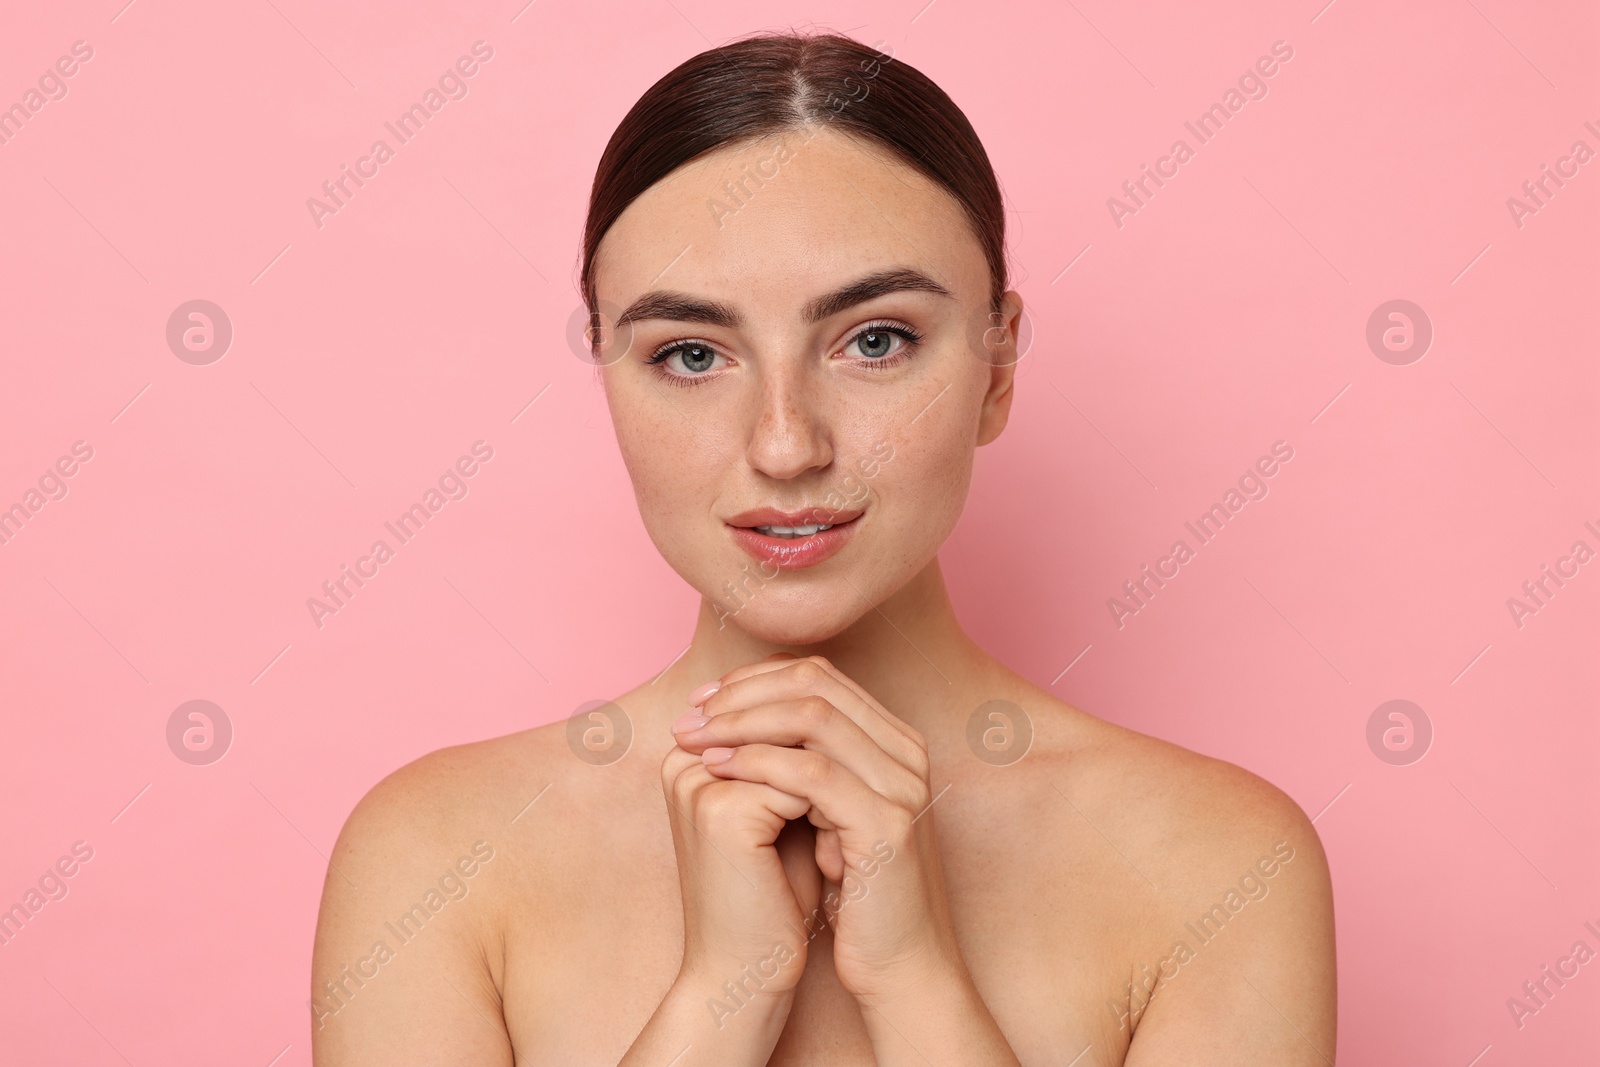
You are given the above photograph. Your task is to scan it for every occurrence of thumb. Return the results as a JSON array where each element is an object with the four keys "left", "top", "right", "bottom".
[{"left": 777, "top": 819, "right": 822, "bottom": 937}]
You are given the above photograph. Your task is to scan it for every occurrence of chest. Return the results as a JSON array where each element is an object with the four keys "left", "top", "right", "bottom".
[{"left": 499, "top": 803, "right": 1140, "bottom": 1065}]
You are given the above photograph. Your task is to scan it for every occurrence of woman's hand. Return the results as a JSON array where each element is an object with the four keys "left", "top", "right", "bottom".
[
  {"left": 659, "top": 700, "right": 823, "bottom": 1007},
  {"left": 670, "top": 654, "right": 964, "bottom": 1005}
]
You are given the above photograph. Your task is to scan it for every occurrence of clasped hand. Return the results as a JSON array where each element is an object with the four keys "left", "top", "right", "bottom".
[{"left": 664, "top": 653, "right": 963, "bottom": 1005}]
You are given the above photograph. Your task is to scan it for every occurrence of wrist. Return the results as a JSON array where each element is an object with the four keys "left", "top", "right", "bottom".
[
  {"left": 673, "top": 958, "right": 799, "bottom": 1032},
  {"left": 619, "top": 978, "right": 795, "bottom": 1067},
  {"left": 840, "top": 935, "right": 969, "bottom": 1004},
  {"left": 853, "top": 962, "right": 1020, "bottom": 1067},
  {"left": 854, "top": 953, "right": 975, "bottom": 1015}
]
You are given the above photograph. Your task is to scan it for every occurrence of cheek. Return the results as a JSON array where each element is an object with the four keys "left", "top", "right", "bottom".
[
  {"left": 872, "top": 416, "right": 975, "bottom": 547},
  {"left": 607, "top": 384, "right": 686, "bottom": 501},
  {"left": 605, "top": 388, "right": 740, "bottom": 590},
  {"left": 617, "top": 414, "right": 701, "bottom": 518}
]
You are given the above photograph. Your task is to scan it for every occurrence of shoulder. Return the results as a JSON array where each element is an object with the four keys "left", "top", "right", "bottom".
[
  {"left": 1028, "top": 698, "right": 1336, "bottom": 1059},
  {"left": 309, "top": 723, "right": 578, "bottom": 1062},
  {"left": 319, "top": 719, "right": 592, "bottom": 917},
  {"left": 1079, "top": 714, "right": 1323, "bottom": 872},
  {"left": 332, "top": 726, "right": 553, "bottom": 850},
  {"left": 1013, "top": 689, "right": 1327, "bottom": 886}
]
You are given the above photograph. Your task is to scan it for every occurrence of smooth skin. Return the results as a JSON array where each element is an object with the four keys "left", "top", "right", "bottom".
[{"left": 311, "top": 124, "right": 1336, "bottom": 1066}]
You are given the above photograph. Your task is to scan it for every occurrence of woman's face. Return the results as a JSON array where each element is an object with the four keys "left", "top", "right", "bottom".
[{"left": 590, "top": 124, "right": 1021, "bottom": 645}]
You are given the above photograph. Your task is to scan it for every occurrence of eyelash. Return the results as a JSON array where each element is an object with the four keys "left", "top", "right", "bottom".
[{"left": 644, "top": 320, "right": 925, "bottom": 387}]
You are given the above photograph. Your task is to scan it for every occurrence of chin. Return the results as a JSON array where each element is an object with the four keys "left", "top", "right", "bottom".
[
  {"left": 733, "top": 616, "right": 855, "bottom": 647},
  {"left": 712, "top": 589, "right": 866, "bottom": 646}
]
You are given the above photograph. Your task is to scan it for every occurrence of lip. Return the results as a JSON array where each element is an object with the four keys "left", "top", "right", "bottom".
[
  {"left": 725, "top": 505, "right": 864, "bottom": 528},
  {"left": 724, "top": 506, "right": 863, "bottom": 570}
]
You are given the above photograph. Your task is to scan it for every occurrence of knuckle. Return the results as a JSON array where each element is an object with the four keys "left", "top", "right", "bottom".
[
  {"left": 665, "top": 766, "right": 701, "bottom": 804},
  {"left": 884, "top": 801, "right": 917, "bottom": 839},
  {"left": 663, "top": 749, "right": 708, "bottom": 797},
  {"left": 694, "top": 781, "right": 745, "bottom": 826},
  {"left": 901, "top": 775, "right": 931, "bottom": 814},
  {"left": 661, "top": 747, "right": 692, "bottom": 783},
  {"left": 793, "top": 658, "right": 829, "bottom": 687},
  {"left": 904, "top": 742, "right": 931, "bottom": 780},
  {"left": 798, "top": 751, "right": 833, "bottom": 787},
  {"left": 798, "top": 695, "right": 834, "bottom": 731}
]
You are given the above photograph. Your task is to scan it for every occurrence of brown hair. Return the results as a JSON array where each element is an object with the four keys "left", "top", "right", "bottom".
[{"left": 580, "top": 31, "right": 1007, "bottom": 317}]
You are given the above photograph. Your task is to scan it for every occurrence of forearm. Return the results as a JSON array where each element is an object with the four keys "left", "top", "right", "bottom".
[
  {"left": 619, "top": 971, "right": 795, "bottom": 1067},
  {"left": 857, "top": 966, "right": 1022, "bottom": 1067}
]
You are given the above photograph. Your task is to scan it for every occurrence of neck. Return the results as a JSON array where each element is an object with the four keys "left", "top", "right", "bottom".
[{"left": 665, "top": 557, "right": 995, "bottom": 736}]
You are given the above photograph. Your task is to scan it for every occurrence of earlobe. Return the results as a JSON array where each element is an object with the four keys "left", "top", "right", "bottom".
[
  {"left": 976, "top": 373, "right": 1015, "bottom": 445},
  {"left": 976, "top": 290, "right": 1023, "bottom": 446}
]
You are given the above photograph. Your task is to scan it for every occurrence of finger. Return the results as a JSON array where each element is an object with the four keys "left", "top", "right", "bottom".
[
  {"left": 670, "top": 738, "right": 842, "bottom": 832},
  {"left": 700, "top": 658, "right": 922, "bottom": 768},
  {"left": 662, "top": 746, "right": 813, "bottom": 825},
  {"left": 690, "top": 654, "right": 804, "bottom": 701},
  {"left": 791, "top": 654, "right": 907, "bottom": 732},
  {"left": 816, "top": 827, "right": 845, "bottom": 883},
  {"left": 703, "top": 657, "right": 904, "bottom": 748},
  {"left": 677, "top": 696, "right": 918, "bottom": 800},
  {"left": 776, "top": 818, "right": 823, "bottom": 908},
  {"left": 776, "top": 654, "right": 921, "bottom": 743},
  {"left": 699, "top": 743, "right": 912, "bottom": 843}
]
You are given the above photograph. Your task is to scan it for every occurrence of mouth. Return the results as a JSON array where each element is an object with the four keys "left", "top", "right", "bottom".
[
  {"left": 724, "top": 506, "right": 863, "bottom": 569},
  {"left": 751, "top": 521, "right": 837, "bottom": 538}
]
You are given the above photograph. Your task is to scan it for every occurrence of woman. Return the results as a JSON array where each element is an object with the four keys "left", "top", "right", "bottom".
[{"left": 311, "top": 30, "right": 1335, "bottom": 1066}]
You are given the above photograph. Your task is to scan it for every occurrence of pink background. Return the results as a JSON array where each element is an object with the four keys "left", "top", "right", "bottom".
[{"left": 2, "top": 0, "right": 1596, "bottom": 1062}]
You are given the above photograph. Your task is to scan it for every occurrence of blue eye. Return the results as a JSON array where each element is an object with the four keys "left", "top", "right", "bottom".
[
  {"left": 642, "top": 319, "right": 926, "bottom": 387},
  {"left": 673, "top": 343, "right": 716, "bottom": 373},
  {"left": 645, "top": 340, "right": 724, "bottom": 383},
  {"left": 855, "top": 329, "right": 894, "bottom": 358},
  {"left": 844, "top": 321, "right": 923, "bottom": 365}
]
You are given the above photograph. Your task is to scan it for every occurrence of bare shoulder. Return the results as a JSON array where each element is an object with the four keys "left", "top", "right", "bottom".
[
  {"left": 1020, "top": 689, "right": 1336, "bottom": 1063},
  {"left": 1059, "top": 705, "right": 1325, "bottom": 873},
  {"left": 329, "top": 723, "right": 573, "bottom": 861},
  {"left": 309, "top": 723, "right": 577, "bottom": 1066}
]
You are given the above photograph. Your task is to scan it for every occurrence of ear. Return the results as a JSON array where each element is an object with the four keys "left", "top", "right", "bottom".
[{"left": 976, "top": 289, "right": 1024, "bottom": 446}]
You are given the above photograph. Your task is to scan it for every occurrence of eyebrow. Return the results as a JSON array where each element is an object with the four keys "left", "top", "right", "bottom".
[{"left": 612, "top": 267, "right": 953, "bottom": 330}]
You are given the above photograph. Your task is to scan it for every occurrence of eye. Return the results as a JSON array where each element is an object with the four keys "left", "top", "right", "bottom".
[
  {"left": 644, "top": 339, "right": 726, "bottom": 384},
  {"left": 839, "top": 321, "right": 923, "bottom": 367}
]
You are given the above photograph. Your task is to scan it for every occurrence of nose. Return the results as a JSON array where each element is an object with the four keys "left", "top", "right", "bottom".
[{"left": 743, "top": 363, "right": 833, "bottom": 480}]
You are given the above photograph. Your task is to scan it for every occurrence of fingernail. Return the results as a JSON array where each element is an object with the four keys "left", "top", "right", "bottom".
[
  {"left": 671, "top": 713, "right": 709, "bottom": 735},
  {"left": 702, "top": 747, "right": 735, "bottom": 765},
  {"left": 687, "top": 680, "right": 722, "bottom": 707}
]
